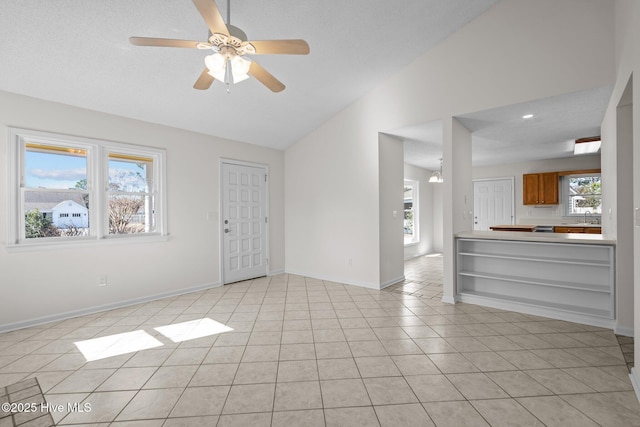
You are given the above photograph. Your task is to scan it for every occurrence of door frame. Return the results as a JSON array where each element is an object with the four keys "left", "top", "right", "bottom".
[
  {"left": 219, "top": 158, "right": 270, "bottom": 285},
  {"left": 472, "top": 176, "right": 516, "bottom": 229}
]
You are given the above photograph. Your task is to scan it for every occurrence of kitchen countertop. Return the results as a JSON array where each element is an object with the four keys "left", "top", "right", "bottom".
[
  {"left": 490, "top": 225, "right": 537, "bottom": 232},
  {"left": 456, "top": 230, "right": 616, "bottom": 245},
  {"left": 551, "top": 223, "right": 602, "bottom": 228}
]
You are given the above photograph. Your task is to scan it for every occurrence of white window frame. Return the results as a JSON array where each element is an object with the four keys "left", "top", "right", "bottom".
[
  {"left": 6, "top": 127, "right": 167, "bottom": 250},
  {"left": 562, "top": 173, "right": 602, "bottom": 217},
  {"left": 404, "top": 179, "right": 420, "bottom": 246}
]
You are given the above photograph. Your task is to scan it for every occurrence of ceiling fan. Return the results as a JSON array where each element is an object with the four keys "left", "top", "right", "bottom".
[{"left": 129, "top": 0, "right": 310, "bottom": 92}]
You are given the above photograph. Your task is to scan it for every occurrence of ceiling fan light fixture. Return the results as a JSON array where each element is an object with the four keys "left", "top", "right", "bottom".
[
  {"left": 230, "top": 55, "right": 250, "bottom": 83},
  {"left": 130, "top": 0, "right": 309, "bottom": 92},
  {"left": 205, "top": 53, "right": 250, "bottom": 84},
  {"left": 205, "top": 53, "right": 226, "bottom": 81}
]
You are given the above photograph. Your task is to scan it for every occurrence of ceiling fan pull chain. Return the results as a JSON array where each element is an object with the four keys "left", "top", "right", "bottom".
[{"left": 225, "top": 58, "right": 233, "bottom": 93}]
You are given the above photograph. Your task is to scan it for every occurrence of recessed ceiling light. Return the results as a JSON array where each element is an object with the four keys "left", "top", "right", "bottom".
[{"left": 522, "top": 114, "right": 534, "bottom": 119}]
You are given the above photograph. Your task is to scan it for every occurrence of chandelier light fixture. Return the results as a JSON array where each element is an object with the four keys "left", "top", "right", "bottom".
[{"left": 429, "top": 158, "right": 443, "bottom": 183}]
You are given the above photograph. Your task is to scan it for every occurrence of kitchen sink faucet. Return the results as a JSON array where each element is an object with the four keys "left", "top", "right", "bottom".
[{"left": 584, "top": 210, "right": 592, "bottom": 224}]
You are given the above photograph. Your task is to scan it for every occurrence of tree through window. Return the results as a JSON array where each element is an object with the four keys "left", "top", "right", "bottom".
[
  {"left": 7, "top": 127, "right": 166, "bottom": 247},
  {"left": 404, "top": 180, "right": 419, "bottom": 245},
  {"left": 566, "top": 174, "right": 602, "bottom": 215}
]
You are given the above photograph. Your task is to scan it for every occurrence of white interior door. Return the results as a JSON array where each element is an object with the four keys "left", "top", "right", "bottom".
[
  {"left": 473, "top": 178, "right": 514, "bottom": 230},
  {"left": 221, "top": 162, "right": 267, "bottom": 284}
]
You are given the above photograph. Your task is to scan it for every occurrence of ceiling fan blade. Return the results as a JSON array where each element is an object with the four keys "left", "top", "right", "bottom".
[
  {"left": 249, "top": 40, "right": 310, "bottom": 55},
  {"left": 129, "top": 37, "right": 205, "bottom": 49},
  {"left": 248, "top": 61, "right": 285, "bottom": 92},
  {"left": 193, "top": 68, "right": 215, "bottom": 90},
  {"left": 192, "top": 0, "right": 229, "bottom": 36}
]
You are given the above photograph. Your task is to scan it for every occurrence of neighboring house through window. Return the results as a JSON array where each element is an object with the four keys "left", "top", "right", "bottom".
[{"left": 7, "top": 128, "right": 167, "bottom": 247}]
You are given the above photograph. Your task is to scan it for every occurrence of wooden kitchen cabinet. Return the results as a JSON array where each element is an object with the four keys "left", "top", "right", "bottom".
[
  {"left": 523, "top": 172, "right": 559, "bottom": 205},
  {"left": 554, "top": 226, "right": 602, "bottom": 234},
  {"left": 554, "top": 226, "right": 584, "bottom": 233}
]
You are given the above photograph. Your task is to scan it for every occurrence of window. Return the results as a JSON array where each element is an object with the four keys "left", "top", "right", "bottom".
[
  {"left": 404, "top": 180, "right": 419, "bottom": 245},
  {"left": 563, "top": 173, "right": 602, "bottom": 216},
  {"left": 7, "top": 128, "right": 167, "bottom": 248},
  {"left": 108, "top": 153, "right": 156, "bottom": 235}
]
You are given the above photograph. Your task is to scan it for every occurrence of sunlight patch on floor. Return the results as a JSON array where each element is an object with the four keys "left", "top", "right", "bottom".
[
  {"left": 155, "top": 318, "right": 233, "bottom": 343},
  {"left": 75, "top": 330, "right": 163, "bottom": 362}
]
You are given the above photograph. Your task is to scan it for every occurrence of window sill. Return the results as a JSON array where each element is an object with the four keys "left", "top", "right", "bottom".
[{"left": 4, "top": 233, "right": 170, "bottom": 253}]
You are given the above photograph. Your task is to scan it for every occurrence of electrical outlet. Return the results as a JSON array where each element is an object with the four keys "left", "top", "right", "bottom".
[{"left": 97, "top": 275, "right": 107, "bottom": 287}]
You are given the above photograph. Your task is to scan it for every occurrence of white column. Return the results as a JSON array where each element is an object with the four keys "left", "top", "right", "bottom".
[{"left": 442, "top": 117, "right": 473, "bottom": 303}]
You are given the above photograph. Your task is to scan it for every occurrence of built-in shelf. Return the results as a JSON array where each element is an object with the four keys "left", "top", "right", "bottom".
[
  {"left": 457, "top": 251, "right": 611, "bottom": 267},
  {"left": 459, "top": 290, "right": 612, "bottom": 319},
  {"left": 457, "top": 238, "right": 615, "bottom": 327},
  {"left": 458, "top": 270, "right": 611, "bottom": 293}
]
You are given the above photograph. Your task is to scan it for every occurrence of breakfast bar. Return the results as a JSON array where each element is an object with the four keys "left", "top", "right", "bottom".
[{"left": 455, "top": 230, "right": 616, "bottom": 328}]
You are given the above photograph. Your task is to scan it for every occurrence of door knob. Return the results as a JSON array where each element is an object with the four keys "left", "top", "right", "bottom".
[{"left": 224, "top": 228, "right": 231, "bottom": 233}]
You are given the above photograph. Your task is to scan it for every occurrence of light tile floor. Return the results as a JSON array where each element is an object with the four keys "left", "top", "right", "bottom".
[
  {"left": 385, "top": 254, "right": 444, "bottom": 301},
  {"left": 0, "top": 254, "right": 639, "bottom": 426}
]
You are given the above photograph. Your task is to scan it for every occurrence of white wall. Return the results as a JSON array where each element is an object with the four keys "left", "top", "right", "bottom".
[
  {"left": 285, "top": 0, "right": 615, "bottom": 289},
  {"left": 0, "top": 90, "right": 285, "bottom": 330},
  {"left": 472, "top": 155, "right": 602, "bottom": 225},
  {"left": 604, "top": 0, "right": 640, "bottom": 389},
  {"left": 284, "top": 101, "right": 382, "bottom": 288},
  {"left": 403, "top": 163, "right": 435, "bottom": 259},
  {"left": 432, "top": 184, "right": 444, "bottom": 253},
  {"left": 442, "top": 119, "right": 473, "bottom": 302},
  {"left": 601, "top": 1, "right": 637, "bottom": 339},
  {"left": 379, "top": 135, "right": 405, "bottom": 286}
]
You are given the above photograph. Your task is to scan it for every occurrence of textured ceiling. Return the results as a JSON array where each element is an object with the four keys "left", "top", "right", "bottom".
[
  {"left": 0, "top": 0, "right": 497, "bottom": 150},
  {"left": 459, "top": 85, "right": 612, "bottom": 166},
  {"left": 395, "top": 86, "right": 612, "bottom": 170}
]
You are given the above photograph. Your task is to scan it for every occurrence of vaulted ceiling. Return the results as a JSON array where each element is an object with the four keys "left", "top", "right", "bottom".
[
  {"left": 1, "top": 1, "right": 612, "bottom": 168},
  {"left": 395, "top": 85, "right": 612, "bottom": 170},
  {"left": 0, "top": 0, "right": 497, "bottom": 150}
]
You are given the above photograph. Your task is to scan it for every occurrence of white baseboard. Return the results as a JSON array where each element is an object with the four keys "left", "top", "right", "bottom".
[
  {"left": 457, "top": 292, "right": 615, "bottom": 330},
  {"left": 630, "top": 368, "right": 640, "bottom": 403},
  {"left": 0, "top": 281, "right": 222, "bottom": 334},
  {"left": 403, "top": 252, "right": 426, "bottom": 261},
  {"left": 614, "top": 325, "right": 634, "bottom": 337},
  {"left": 268, "top": 268, "right": 285, "bottom": 276},
  {"left": 441, "top": 295, "right": 457, "bottom": 304},
  {"left": 284, "top": 269, "right": 382, "bottom": 290},
  {"left": 380, "top": 275, "right": 405, "bottom": 290}
]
